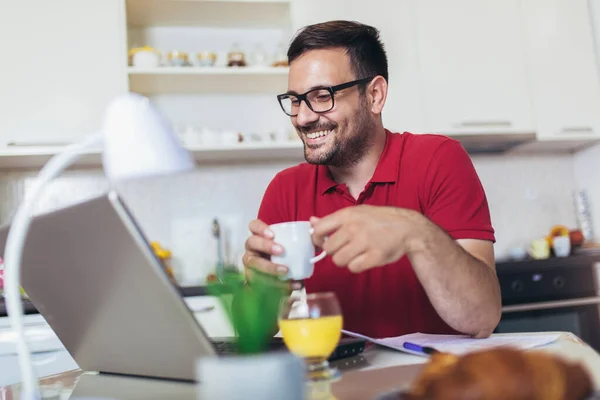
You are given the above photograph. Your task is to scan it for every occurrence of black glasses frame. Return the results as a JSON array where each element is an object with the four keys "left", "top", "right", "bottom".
[{"left": 276, "top": 76, "right": 375, "bottom": 117}]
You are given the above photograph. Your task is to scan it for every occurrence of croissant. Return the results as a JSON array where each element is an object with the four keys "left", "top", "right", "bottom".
[{"left": 405, "top": 347, "right": 593, "bottom": 400}]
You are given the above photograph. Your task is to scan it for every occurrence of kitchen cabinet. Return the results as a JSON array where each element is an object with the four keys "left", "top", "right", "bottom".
[
  {"left": 2, "top": 0, "right": 600, "bottom": 170},
  {"left": 0, "top": 0, "right": 128, "bottom": 147},
  {"left": 413, "top": 0, "right": 534, "bottom": 136},
  {"left": 520, "top": 0, "right": 600, "bottom": 146},
  {"left": 0, "top": 0, "right": 303, "bottom": 169},
  {"left": 124, "top": 0, "right": 296, "bottom": 161},
  {"left": 125, "top": 0, "right": 291, "bottom": 95},
  {"left": 290, "top": 0, "right": 425, "bottom": 134}
]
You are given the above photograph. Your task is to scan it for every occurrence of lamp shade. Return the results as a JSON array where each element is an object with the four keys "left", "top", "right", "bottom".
[{"left": 101, "top": 93, "right": 195, "bottom": 182}]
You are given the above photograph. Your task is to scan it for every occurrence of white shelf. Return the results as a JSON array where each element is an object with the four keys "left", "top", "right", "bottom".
[
  {"left": 176, "top": 0, "right": 290, "bottom": 2},
  {"left": 0, "top": 146, "right": 102, "bottom": 170},
  {"left": 128, "top": 66, "right": 289, "bottom": 94},
  {"left": 126, "top": 0, "right": 291, "bottom": 28},
  {"left": 128, "top": 66, "right": 288, "bottom": 76},
  {"left": 0, "top": 141, "right": 304, "bottom": 170},
  {"left": 187, "top": 141, "right": 303, "bottom": 162}
]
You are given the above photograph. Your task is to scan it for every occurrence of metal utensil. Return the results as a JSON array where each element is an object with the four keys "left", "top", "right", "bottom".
[{"left": 212, "top": 218, "right": 225, "bottom": 282}]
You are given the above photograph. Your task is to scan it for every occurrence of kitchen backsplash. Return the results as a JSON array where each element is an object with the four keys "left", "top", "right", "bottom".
[
  {"left": 473, "top": 153, "right": 579, "bottom": 257},
  {"left": 575, "top": 142, "right": 600, "bottom": 243},
  {"left": 0, "top": 151, "right": 588, "bottom": 285}
]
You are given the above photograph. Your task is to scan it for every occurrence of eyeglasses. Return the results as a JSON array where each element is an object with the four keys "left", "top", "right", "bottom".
[{"left": 276, "top": 77, "right": 375, "bottom": 117}]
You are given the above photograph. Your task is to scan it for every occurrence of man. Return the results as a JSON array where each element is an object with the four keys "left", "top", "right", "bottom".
[{"left": 242, "top": 20, "right": 501, "bottom": 339}]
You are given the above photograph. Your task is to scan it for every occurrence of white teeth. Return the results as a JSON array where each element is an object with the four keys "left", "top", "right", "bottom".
[{"left": 306, "top": 130, "right": 331, "bottom": 139}]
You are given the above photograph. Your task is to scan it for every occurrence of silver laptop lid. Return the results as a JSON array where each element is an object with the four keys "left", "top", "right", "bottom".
[{"left": 0, "top": 191, "right": 217, "bottom": 381}]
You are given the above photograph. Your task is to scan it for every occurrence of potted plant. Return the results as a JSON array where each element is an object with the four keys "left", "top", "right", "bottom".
[
  {"left": 198, "top": 268, "right": 306, "bottom": 399},
  {"left": 206, "top": 267, "right": 288, "bottom": 354}
]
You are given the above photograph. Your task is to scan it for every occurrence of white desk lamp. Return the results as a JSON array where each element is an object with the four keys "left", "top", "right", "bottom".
[{"left": 3, "top": 93, "right": 195, "bottom": 399}]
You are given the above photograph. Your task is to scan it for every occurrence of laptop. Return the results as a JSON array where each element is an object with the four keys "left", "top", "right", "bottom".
[{"left": 0, "top": 191, "right": 364, "bottom": 382}]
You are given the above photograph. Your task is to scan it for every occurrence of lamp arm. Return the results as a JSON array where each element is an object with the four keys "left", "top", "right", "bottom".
[{"left": 4, "top": 133, "right": 103, "bottom": 400}]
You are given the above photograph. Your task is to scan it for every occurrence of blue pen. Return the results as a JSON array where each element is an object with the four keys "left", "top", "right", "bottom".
[{"left": 403, "top": 341, "right": 438, "bottom": 355}]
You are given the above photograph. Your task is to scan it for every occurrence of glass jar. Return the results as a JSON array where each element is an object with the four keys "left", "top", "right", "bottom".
[{"left": 227, "top": 43, "right": 247, "bottom": 67}]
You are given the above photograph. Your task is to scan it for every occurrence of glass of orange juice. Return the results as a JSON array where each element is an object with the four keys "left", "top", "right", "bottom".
[{"left": 278, "top": 292, "right": 343, "bottom": 382}]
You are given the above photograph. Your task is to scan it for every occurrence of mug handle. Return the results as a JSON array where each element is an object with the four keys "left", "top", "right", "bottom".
[
  {"left": 308, "top": 226, "right": 327, "bottom": 263},
  {"left": 310, "top": 250, "right": 327, "bottom": 264}
]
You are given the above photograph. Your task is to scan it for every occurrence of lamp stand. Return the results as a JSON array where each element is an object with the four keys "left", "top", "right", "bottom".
[{"left": 4, "top": 133, "right": 103, "bottom": 400}]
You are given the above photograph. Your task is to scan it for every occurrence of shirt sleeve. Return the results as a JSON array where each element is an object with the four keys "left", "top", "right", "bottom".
[
  {"left": 421, "top": 139, "right": 495, "bottom": 242},
  {"left": 257, "top": 172, "right": 289, "bottom": 225}
]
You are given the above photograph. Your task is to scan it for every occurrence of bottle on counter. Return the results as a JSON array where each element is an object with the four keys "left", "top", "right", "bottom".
[{"left": 574, "top": 190, "right": 595, "bottom": 243}]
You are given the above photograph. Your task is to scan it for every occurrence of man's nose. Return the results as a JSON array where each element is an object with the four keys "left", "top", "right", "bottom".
[{"left": 295, "top": 100, "right": 319, "bottom": 127}]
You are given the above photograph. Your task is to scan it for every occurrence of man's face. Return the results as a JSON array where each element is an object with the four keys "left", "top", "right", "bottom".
[{"left": 286, "top": 48, "right": 376, "bottom": 167}]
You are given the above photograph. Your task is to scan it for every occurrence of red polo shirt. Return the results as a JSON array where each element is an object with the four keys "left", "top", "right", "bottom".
[{"left": 258, "top": 131, "right": 495, "bottom": 338}]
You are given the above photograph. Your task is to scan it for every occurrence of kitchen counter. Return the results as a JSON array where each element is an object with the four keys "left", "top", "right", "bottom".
[
  {"left": 0, "top": 285, "right": 216, "bottom": 317},
  {"left": 4, "top": 250, "right": 600, "bottom": 318},
  {"left": 496, "top": 247, "right": 600, "bottom": 274}
]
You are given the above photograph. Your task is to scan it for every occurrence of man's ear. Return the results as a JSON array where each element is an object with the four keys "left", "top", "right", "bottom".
[{"left": 368, "top": 76, "right": 388, "bottom": 114}]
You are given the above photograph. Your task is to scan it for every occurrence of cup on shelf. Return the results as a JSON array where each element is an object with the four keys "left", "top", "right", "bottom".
[
  {"left": 221, "top": 130, "right": 238, "bottom": 145},
  {"left": 272, "top": 42, "right": 288, "bottom": 68},
  {"left": 168, "top": 50, "right": 189, "bottom": 67},
  {"left": 196, "top": 51, "right": 217, "bottom": 67},
  {"left": 250, "top": 44, "right": 270, "bottom": 67},
  {"left": 201, "top": 128, "right": 219, "bottom": 147},
  {"left": 129, "top": 46, "right": 161, "bottom": 68},
  {"left": 247, "top": 132, "right": 263, "bottom": 142},
  {"left": 215, "top": 51, "right": 229, "bottom": 67},
  {"left": 183, "top": 126, "right": 202, "bottom": 147}
]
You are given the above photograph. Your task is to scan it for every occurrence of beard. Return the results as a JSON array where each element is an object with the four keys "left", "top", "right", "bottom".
[{"left": 298, "top": 100, "right": 376, "bottom": 168}]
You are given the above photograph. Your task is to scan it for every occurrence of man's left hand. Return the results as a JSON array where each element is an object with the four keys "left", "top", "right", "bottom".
[{"left": 310, "top": 205, "right": 426, "bottom": 273}]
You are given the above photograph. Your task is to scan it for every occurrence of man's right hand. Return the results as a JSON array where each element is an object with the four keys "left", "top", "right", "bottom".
[{"left": 243, "top": 218, "right": 287, "bottom": 278}]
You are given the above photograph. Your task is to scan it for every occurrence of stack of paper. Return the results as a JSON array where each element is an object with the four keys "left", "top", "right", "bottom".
[
  {"left": 0, "top": 326, "right": 65, "bottom": 356},
  {"left": 342, "top": 330, "right": 560, "bottom": 357}
]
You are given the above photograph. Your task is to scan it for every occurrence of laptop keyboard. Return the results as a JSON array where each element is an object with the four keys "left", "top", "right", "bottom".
[
  {"left": 211, "top": 339, "right": 287, "bottom": 355},
  {"left": 212, "top": 340, "right": 237, "bottom": 355},
  {"left": 211, "top": 338, "right": 366, "bottom": 362}
]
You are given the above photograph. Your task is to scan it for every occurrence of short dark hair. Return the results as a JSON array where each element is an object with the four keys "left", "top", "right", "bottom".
[{"left": 287, "top": 20, "right": 389, "bottom": 83}]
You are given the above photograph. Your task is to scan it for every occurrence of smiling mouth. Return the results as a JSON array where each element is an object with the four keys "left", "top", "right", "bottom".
[{"left": 305, "top": 129, "right": 333, "bottom": 140}]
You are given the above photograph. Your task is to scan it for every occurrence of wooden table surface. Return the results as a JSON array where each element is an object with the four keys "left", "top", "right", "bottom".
[{"left": 3, "top": 332, "right": 599, "bottom": 399}]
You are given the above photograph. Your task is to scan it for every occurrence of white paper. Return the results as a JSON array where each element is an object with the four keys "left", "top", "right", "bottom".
[
  {"left": 0, "top": 327, "right": 65, "bottom": 356},
  {"left": 342, "top": 329, "right": 560, "bottom": 357}
]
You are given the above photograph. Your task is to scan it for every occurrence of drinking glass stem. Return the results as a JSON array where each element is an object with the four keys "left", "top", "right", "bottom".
[
  {"left": 307, "top": 380, "right": 337, "bottom": 400},
  {"left": 307, "top": 359, "right": 329, "bottom": 372},
  {"left": 305, "top": 357, "right": 341, "bottom": 383}
]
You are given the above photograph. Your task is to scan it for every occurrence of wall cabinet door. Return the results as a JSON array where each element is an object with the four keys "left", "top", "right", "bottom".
[
  {"left": 0, "top": 0, "right": 128, "bottom": 147},
  {"left": 413, "top": 0, "right": 534, "bottom": 135},
  {"left": 521, "top": 0, "right": 600, "bottom": 142},
  {"left": 290, "top": 0, "right": 425, "bottom": 134}
]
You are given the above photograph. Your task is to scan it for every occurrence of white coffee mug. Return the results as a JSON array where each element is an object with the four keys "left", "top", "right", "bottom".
[
  {"left": 553, "top": 236, "right": 571, "bottom": 257},
  {"left": 269, "top": 221, "right": 326, "bottom": 280}
]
